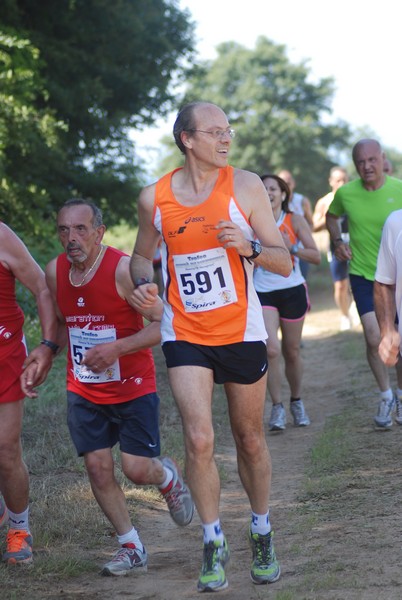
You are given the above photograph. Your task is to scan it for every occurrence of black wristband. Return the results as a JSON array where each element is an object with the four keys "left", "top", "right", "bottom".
[
  {"left": 41, "top": 339, "right": 59, "bottom": 354},
  {"left": 134, "top": 277, "right": 151, "bottom": 287}
]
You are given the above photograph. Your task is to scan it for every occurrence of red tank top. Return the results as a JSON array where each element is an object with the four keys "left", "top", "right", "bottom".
[
  {"left": 0, "top": 261, "right": 24, "bottom": 360},
  {"left": 56, "top": 246, "right": 156, "bottom": 404}
]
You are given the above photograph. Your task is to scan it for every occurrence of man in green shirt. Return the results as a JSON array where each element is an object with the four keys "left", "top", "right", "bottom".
[{"left": 326, "top": 139, "right": 402, "bottom": 429}]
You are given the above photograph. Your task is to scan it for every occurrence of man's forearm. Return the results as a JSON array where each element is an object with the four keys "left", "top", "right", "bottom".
[
  {"left": 325, "top": 213, "right": 342, "bottom": 243},
  {"left": 374, "top": 281, "right": 396, "bottom": 333},
  {"left": 130, "top": 252, "right": 155, "bottom": 287}
]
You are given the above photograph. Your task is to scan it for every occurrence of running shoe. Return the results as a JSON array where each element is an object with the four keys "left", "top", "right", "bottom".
[
  {"left": 197, "top": 537, "right": 230, "bottom": 592},
  {"left": 249, "top": 529, "right": 281, "bottom": 585},
  {"left": 160, "top": 457, "right": 194, "bottom": 526},
  {"left": 374, "top": 395, "right": 395, "bottom": 429},
  {"left": 101, "top": 543, "right": 148, "bottom": 576},
  {"left": 0, "top": 497, "right": 8, "bottom": 528},
  {"left": 290, "top": 399, "right": 310, "bottom": 426},
  {"left": 269, "top": 403, "right": 286, "bottom": 431},
  {"left": 395, "top": 396, "right": 402, "bottom": 425},
  {"left": 2, "top": 529, "right": 33, "bottom": 566}
]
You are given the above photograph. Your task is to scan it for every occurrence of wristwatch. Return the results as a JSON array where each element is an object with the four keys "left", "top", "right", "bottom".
[
  {"left": 134, "top": 277, "right": 151, "bottom": 288},
  {"left": 290, "top": 244, "right": 299, "bottom": 255},
  {"left": 244, "top": 240, "right": 262, "bottom": 260}
]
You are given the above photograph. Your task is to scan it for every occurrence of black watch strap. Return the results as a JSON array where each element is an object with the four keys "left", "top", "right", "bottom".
[
  {"left": 134, "top": 277, "right": 151, "bottom": 287},
  {"left": 244, "top": 240, "right": 262, "bottom": 260}
]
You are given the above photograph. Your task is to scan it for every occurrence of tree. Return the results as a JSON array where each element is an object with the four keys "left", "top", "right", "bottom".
[
  {"left": 159, "top": 37, "right": 352, "bottom": 203},
  {"left": 0, "top": 31, "right": 67, "bottom": 234},
  {"left": 0, "top": 0, "right": 195, "bottom": 235}
]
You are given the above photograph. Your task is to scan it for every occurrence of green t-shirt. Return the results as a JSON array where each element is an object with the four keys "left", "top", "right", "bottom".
[{"left": 328, "top": 176, "right": 402, "bottom": 280}]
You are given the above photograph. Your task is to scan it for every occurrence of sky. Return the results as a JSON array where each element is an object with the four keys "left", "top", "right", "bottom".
[{"left": 133, "top": 0, "right": 400, "bottom": 165}]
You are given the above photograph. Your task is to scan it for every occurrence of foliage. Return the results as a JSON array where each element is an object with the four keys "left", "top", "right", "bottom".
[
  {"left": 0, "top": 30, "right": 66, "bottom": 234},
  {"left": 345, "top": 125, "right": 402, "bottom": 179},
  {"left": 0, "top": 0, "right": 195, "bottom": 236},
  {"left": 158, "top": 37, "right": 353, "bottom": 203}
]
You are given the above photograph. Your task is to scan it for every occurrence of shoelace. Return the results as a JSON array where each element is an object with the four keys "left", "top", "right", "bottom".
[
  {"left": 163, "top": 481, "right": 182, "bottom": 510},
  {"left": 203, "top": 542, "right": 220, "bottom": 571},
  {"left": 6, "top": 530, "right": 30, "bottom": 552},
  {"left": 111, "top": 546, "right": 140, "bottom": 564},
  {"left": 254, "top": 534, "right": 273, "bottom": 567}
]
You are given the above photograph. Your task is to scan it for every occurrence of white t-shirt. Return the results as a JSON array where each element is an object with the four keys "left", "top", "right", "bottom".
[
  {"left": 289, "top": 191, "right": 304, "bottom": 216},
  {"left": 375, "top": 208, "right": 402, "bottom": 349}
]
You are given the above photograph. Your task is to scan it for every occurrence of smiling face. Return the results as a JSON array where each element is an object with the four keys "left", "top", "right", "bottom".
[
  {"left": 262, "top": 177, "right": 285, "bottom": 214},
  {"left": 182, "top": 103, "right": 232, "bottom": 167}
]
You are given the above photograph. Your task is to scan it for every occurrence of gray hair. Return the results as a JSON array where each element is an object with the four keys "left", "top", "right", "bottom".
[
  {"left": 173, "top": 101, "right": 212, "bottom": 155},
  {"left": 61, "top": 198, "right": 103, "bottom": 228}
]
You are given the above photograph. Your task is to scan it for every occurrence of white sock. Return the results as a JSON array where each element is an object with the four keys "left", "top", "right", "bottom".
[
  {"left": 8, "top": 507, "right": 29, "bottom": 532},
  {"left": 203, "top": 520, "right": 224, "bottom": 544},
  {"left": 250, "top": 511, "right": 271, "bottom": 535},
  {"left": 381, "top": 388, "right": 393, "bottom": 401},
  {"left": 117, "top": 527, "right": 143, "bottom": 551},
  {"left": 158, "top": 466, "right": 173, "bottom": 491}
]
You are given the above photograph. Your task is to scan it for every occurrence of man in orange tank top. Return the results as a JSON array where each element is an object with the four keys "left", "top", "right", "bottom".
[
  {"left": 0, "top": 223, "right": 57, "bottom": 566},
  {"left": 130, "top": 102, "right": 292, "bottom": 591},
  {"left": 22, "top": 199, "right": 194, "bottom": 576}
]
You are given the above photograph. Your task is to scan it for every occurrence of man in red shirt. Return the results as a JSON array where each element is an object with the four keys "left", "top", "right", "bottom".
[{"left": 22, "top": 199, "right": 193, "bottom": 576}]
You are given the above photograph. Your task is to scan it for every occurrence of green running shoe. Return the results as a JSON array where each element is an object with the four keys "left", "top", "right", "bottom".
[
  {"left": 197, "top": 537, "right": 230, "bottom": 592},
  {"left": 249, "top": 529, "right": 281, "bottom": 584}
]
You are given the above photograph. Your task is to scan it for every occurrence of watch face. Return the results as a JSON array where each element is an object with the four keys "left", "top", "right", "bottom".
[{"left": 252, "top": 241, "right": 262, "bottom": 257}]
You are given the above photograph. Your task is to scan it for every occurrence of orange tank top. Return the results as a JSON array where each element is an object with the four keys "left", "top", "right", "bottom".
[{"left": 153, "top": 166, "right": 267, "bottom": 345}]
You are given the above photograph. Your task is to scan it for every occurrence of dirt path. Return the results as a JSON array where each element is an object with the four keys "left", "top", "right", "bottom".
[{"left": 20, "top": 281, "right": 402, "bottom": 599}]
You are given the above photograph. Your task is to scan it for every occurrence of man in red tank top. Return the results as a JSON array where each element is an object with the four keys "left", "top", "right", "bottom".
[
  {"left": 0, "top": 222, "right": 57, "bottom": 566},
  {"left": 22, "top": 199, "right": 194, "bottom": 576},
  {"left": 130, "top": 102, "right": 293, "bottom": 591}
]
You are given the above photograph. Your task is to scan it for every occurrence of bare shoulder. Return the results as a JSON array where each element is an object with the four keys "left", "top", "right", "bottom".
[
  {"left": 0, "top": 222, "right": 21, "bottom": 251},
  {"left": 233, "top": 167, "right": 263, "bottom": 190},
  {"left": 233, "top": 168, "right": 267, "bottom": 213},
  {"left": 291, "top": 212, "right": 306, "bottom": 230},
  {"left": 314, "top": 196, "right": 326, "bottom": 211},
  {"left": 0, "top": 223, "right": 33, "bottom": 269},
  {"left": 115, "top": 254, "right": 131, "bottom": 279},
  {"left": 138, "top": 181, "right": 157, "bottom": 210}
]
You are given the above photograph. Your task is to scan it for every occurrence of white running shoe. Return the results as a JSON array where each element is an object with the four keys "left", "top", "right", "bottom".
[
  {"left": 290, "top": 400, "right": 310, "bottom": 426},
  {"left": 374, "top": 396, "right": 395, "bottom": 429},
  {"left": 269, "top": 404, "right": 286, "bottom": 431}
]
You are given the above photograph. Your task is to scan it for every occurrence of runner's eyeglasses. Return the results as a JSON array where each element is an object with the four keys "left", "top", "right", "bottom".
[{"left": 188, "top": 128, "right": 236, "bottom": 139}]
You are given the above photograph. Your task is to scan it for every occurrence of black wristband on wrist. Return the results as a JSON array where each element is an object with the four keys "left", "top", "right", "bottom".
[
  {"left": 134, "top": 277, "right": 151, "bottom": 287},
  {"left": 41, "top": 339, "right": 59, "bottom": 354}
]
